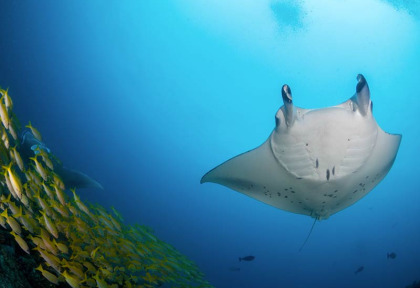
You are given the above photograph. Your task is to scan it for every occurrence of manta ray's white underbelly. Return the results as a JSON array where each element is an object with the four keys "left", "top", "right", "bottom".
[{"left": 270, "top": 107, "right": 378, "bottom": 181}]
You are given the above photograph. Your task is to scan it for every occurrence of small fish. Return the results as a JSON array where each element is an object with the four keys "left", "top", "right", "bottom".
[
  {"left": 39, "top": 210, "right": 59, "bottom": 239},
  {"left": 62, "top": 259, "right": 85, "bottom": 280},
  {"left": 10, "top": 230, "right": 30, "bottom": 254},
  {"left": 42, "top": 182, "right": 55, "bottom": 198},
  {"left": 50, "top": 201, "right": 70, "bottom": 218},
  {"left": 30, "top": 155, "right": 48, "bottom": 181},
  {"left": 52, "top": 173, "right": 65, "bottom": 190},
  {"left": 51, "top": 183, "right": 66, "bottom": 205},
  {"left": 16, "top": 206, "right": 36, "bottom": 234},
  {"left": 1, "top": 127, "right": 9, "bottom": 148},
  {"left": 8, "top": 119, "right": 18, "bottom": 140},
  {"left": 38, "top": 148, "right": 54, "bottom": 170},
  {"left": 83, "top": 261, "right": 97, "bottom": 274},
  {"left": 33, "top": 247, "right": 61, "bottom": 273},
  {"left": 0, "top": 94, "right": 10, "bottom": 128},
  {"left": 1, "top": 208, "right": 22, "bottom": 235},
  {"left": 0, "top": 213, "right": 6, "bottom": 229},
  {"left": 239, "top": 255, "right": 255, "bottom": 262},
  {"left": 1, "top": 87, "right": 13, "bottom": 110},
  {"left": 91, "top": 246, "right": 100, "bottom": 259},
  {"left": 3, "top": 162, "right": 23, "bottom": 199},
  {"left": 40, "top": 228, "right": 59, "bottom": 255},
  {"left": 71, "top": 188, "right": 92, "bottom": 217},
  {"left": 26, "top": 121, "right": 42, "bottom": 141},
  {"left": 354, "top": 266, "right": 364, "bottom": 274},
  {"left": 62, "top": 270, "right": 81, "bottom": 288},
  {"left": 93, "top": 271, "right": 109, "bottom": 288},
  {"left": 12, "top": 146, "right": 25, "bottom": 172},
  {"left": 387, "top": 252, "right": 397, "bottom": 259},
  {"left": 35, "top": 264, "right": 59, "bottom": 285},
  {"left": 3, "top": 172, "right": 18, "bottom": 199}
]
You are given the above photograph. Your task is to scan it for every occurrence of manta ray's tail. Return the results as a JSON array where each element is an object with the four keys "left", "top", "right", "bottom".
[{"left": 299, "top": 217, "right": 317, "bottom": 252}]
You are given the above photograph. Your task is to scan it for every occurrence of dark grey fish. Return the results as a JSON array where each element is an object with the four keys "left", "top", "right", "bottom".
[
  {"left": 405, "top": 280, "right": 420, "bottom": 288},
  {"left": 387, "top": 252, "right": 397, "bottom": 259},
  {"left": 19, "top": 129, "right": 103, "bottom": 189},
  {"left": 239, "top": 256, "right": 255, "bottom": 262},
  {"left": 354, "top": 266, "right": 364, "bottom": 274}
]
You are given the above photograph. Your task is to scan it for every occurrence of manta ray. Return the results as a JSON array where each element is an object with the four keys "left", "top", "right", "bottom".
[{"left": 201, "top": 74, "right": 401, "bottom": 220}]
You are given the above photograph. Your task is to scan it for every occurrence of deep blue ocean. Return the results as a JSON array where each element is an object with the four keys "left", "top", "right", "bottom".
[{"left": 0, "top": 1, "right": 419, "bottom": 287}]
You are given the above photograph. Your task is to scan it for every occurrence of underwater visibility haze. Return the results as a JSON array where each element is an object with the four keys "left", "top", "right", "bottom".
[{"left": 0, "top": 0, "right": 419, "bottom": 287}]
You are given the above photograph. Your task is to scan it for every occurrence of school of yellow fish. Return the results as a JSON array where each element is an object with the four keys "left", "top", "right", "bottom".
[{"left": 0, "top": 88, "right": 212, "bottom": 288}]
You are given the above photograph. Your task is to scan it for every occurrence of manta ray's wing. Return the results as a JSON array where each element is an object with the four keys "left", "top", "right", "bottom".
[{"left": 201, "top": 136, "right": 315, "bottom": 216}]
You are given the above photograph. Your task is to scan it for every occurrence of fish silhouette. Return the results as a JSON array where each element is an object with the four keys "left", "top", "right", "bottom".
[
  {"left": 239, "top": 256, "right": 255, "bottom": 262},
  {"left": 354, "top": 266, "right": 364, "bottom": 274},
  {"left": 387, "top": 252, "right": 397, "bottom": 259}
]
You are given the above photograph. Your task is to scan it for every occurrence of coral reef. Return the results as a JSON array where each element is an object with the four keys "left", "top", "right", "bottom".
[{"left": 0, "top": 88, "right": 212, "bottom": 287}]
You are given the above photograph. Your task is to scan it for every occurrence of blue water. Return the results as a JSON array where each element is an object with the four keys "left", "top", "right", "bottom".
[{"left": 0, "top": 1, "right": 419, "bottom": 287}]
